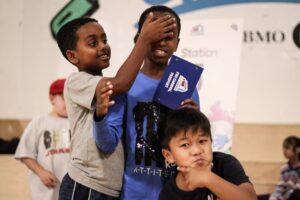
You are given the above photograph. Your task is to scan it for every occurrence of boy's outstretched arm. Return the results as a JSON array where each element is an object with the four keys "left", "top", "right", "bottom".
[{"left": 96, "top": 13, "right": 176, "bottom": 97}]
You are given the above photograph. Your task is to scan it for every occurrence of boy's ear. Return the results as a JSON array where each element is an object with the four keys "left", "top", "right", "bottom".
[
  {"left": 66, "top": 50, "right": 78, "bottom": 65},
  {"left": 162, "top": 149, "right": 175, "bottom": 164},
  {"left": 49, "top": 94, "right": 55, "bottom": 105}
]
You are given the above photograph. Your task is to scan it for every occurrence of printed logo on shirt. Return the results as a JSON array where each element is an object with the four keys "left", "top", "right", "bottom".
[
  {"left": 132, "top": 102, "right": 174, "bottom": 177},
  {"left": 133, "top": 102, "right": 161, "bottom": 167},
  {"left": 43, "top": 128, "right": 71, "bottom": 156},
  {"left": 44, "top": 130, "right": 52, "bottom": 149},
  {"left": 133, "top": 159, "right": 176, "bottom": 177},
  {"left": 133, "top": 165, "right": 176, "bottom": 177}
]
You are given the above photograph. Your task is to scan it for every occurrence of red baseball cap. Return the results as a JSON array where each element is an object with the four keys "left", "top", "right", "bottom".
[{"left": 49, "top": 79, "right": 66, "bottom": 95}]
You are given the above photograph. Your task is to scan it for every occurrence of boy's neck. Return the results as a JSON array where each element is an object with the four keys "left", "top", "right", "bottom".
[
  {"left": 140, "top": 60, "right": 168, "bottom": 80},
  {"left": 49, "top": 111, "right": 66, "bottom": 119},
  {"left": 176, "top": 172, "right": 192, "bottom": 191},
  {"left": 78, "top": 68, "right": 103, "bottom": 76}
]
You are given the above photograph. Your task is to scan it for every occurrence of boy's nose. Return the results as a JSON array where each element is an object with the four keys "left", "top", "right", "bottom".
[
  {"left": 158, "top": 38, "right": 167, "bottom": 46},
  {"left": 99, "top": 43, "right": 107, "bottom": 49},
  {"left": 190, "top": 144, "right": 202, "bottom": 155}
]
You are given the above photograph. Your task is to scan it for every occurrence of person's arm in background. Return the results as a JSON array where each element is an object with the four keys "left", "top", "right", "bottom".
[{"left": 22, "top": 157, "right": 58, "bottom": 188}]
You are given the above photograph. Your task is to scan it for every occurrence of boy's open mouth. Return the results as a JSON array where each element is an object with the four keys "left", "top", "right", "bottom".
[
  {"left": 99, "top": 54, "right": 110, "bottom": 60},
  {"left": 153, "top": 49, "right": 167, "bottom": 57}
]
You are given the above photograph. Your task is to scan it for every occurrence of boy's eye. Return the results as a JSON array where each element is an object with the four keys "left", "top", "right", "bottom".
[
  {"left": 180, "top": 143, "right": 189, "bottom": 148},
  {"left": 102, "top": 39, "right": 108, "bottom": 44},
  {"left": 88, "top": 40, "right": 98, "bottom": 47},
  {"left": 199, "top": 139, "right": 208, "bottom": 144}
]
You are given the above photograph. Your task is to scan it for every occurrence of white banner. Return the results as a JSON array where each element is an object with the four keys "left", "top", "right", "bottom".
[{"left": 176, "top": 19, "right": 243, "bottom": 152}]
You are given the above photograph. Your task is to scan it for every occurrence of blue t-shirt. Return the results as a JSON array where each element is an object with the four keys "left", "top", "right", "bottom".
[{"left": 122, "top": 72, "right": 199, "bottom": 200}]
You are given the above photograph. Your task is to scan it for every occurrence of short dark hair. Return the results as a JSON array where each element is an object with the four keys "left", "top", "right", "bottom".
[
  {"left": 158, "top": 108, "right": 211, "bottom": 150},
  {"left": 283, "top": 135, "right": 300, "bottom": 159},
  {"left": 134, "top": 5, "right": 181, "bottom": 42},
  {"left": 56, "top": 17, "right": 98, "bottom": 59}
]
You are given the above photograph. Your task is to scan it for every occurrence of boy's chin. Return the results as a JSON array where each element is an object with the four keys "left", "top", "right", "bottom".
[{"left": 99, "top": 63, "right": 110, "bottom": 70}]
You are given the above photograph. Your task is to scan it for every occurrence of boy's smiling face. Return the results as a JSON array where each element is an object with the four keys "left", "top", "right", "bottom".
[
  {"left": 67, "top": 22, "right": 111, "bottom": 75},
  {"left": 162, "top": 129, "right": 213, "bottom": 168}
]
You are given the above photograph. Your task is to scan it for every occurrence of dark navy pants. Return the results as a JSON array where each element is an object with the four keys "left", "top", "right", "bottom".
[{"left": 59, "top": 173, "right": 119, "bottom": 200}]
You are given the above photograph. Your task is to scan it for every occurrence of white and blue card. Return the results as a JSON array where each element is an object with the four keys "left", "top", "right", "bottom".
[{"left": 153, "top": 55, "right": 203, "bottom": 109}]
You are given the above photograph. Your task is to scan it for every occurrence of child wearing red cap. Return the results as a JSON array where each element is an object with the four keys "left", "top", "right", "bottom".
[{"left": 15, "top": 78, "right": 70, "bottom": 200}]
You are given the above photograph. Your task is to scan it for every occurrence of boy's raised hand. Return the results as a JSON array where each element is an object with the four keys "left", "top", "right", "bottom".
[
  {"left": 138, "top": 12, "right": 176, "bottom": 44},
  {"left": 178, "top": 160, "right": 213, "bottom": 190},
  {"left": 95, "top": 82, "right": 115, "bottom": 119}
]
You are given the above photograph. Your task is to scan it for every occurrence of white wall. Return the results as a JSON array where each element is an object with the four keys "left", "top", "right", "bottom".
[{"left": 0, "top": 0, "right": 299, "bottom": 124}]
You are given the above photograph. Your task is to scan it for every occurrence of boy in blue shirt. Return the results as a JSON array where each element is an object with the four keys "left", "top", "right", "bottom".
[{"left": 93, "top": 5, "right": 199, "bottom": 200}]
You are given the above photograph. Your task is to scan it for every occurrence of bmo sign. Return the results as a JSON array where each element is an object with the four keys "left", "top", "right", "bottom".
[{"left": 244, "top": 30, "right": 285, "bottom": 43}]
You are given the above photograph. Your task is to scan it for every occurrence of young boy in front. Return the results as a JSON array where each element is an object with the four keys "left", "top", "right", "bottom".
[
  {"left": 56, "top": 16, "right": 176, "bottom": 199},
  {"left": 157, "top": 108, "right": 257, "bottom": 200}
]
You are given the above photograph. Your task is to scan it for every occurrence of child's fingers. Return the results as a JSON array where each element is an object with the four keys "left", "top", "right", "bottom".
[
  {"left": 96, "top": 99, "right": 114, "bottom": 111},
  {"left": 144, "top": 12, "right": 154, "bottom": 23},
  {"left": 177, "top": 165, "right": 191, "bottom": 172},
  {"left": 100, "top": 89, "right": 113, "bottom": 101},
  {"left": 155, "top": 14, "right": 173, "bottom": 25},
  {"left": 148, "top": 14, "right": 175, "bottom": 34},
  {"left": 156, "top": 18, "right": 176, "bottom": 37},
  {"left": 96, "top": 99, "right": 115, "bottom": 116},
  {"left": 100, "top": 81, "right": 113, "bottom": 94},
  {"left": 158, "top": 17, "right": 176, "bottom": 31},
  {"left": 180, "top": 99, "right": 199, "bottom": 110},
  {"left": 162, "top": 18, "right": 176, "bottom": 30},
  {"left": 98, "top": 83, "right": 113, "bottom": 103},
  {"left": 102, "top": 100, "right": 115, "bottom": 108},
  {"left": 52, "top": 174, "right": 59, "bottom": 183},
  {"left": 97, "top": 82, "right": 113, "bottom": 105},
  {"left": 45, "top": 177, "right": 55, "bottom": 188},
  {"left": 181, "top": 99, "right": 193, "bottom": 105}
]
